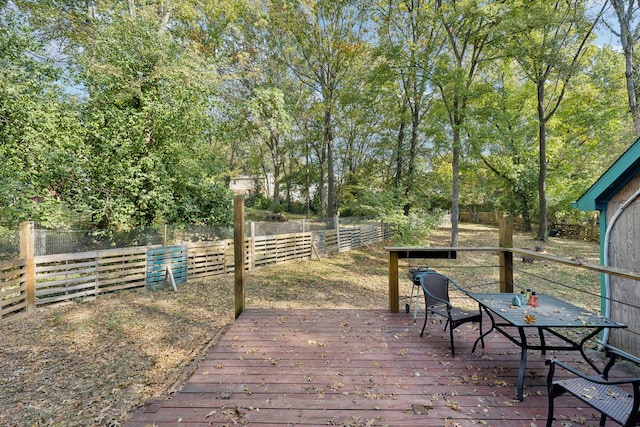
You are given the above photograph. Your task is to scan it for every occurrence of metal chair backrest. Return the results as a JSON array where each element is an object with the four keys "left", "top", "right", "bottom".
[
  {"left": 418, "top": 271, "right": 483, "bottom": 356},
  {"left": 421, "top": 272, "right": 451, "bottom": 308}
]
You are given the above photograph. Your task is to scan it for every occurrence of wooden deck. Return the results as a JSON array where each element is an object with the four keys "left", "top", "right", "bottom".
[{"left": 125, "top": 309, "right": 613, "bottom": 426}]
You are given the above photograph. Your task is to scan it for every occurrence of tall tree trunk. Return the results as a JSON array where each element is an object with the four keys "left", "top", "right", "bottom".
[
  {"left": 305, "top": 140, "right": 311, "bottom": 218},
  {"left": 316, "top": 140, "right": 327, "bottom": 221},
  {"left": 127, "top": 0, "right": 136, "bottom": 18},
  {"left": 325, "top": 104, "right": 335, "bottom": 219},
  {"left": 518, "top": 190, "right": 533, "bottom": 232},
  {"left": 395, "top": 103, "right": 408, "bottom": 192},
  {"left": 611, "top": 0, "right": 640, "bottom": 134},
  {"left": 537, "top": 80, "right": 548, "bottom": 241},
  {"left": 451, "top": 127, "right": 461, "bottom": 247},
  {"left": 273, "top": 164, "right": 281, "bottom": 208},
  {"left": 85, "top": 0, "right": 94, "bottom": 20},
  {"left": 403, "top": 102, "right": 420, "bottom": 216},
  {"left": 268, "top": 133, "right": 281, "bottom": 209}
]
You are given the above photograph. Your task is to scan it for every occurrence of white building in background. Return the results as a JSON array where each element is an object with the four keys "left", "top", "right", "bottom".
[
  {"left": 229, "top": 175, "right": 273, "bottom": 198},
  {"left": 229, "top": 174, "right": 316, "bottom": 204}
]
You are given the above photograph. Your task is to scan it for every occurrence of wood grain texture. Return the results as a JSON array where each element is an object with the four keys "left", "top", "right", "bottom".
[{"left": 126, "top": 309, "right": 614, "bottom": 426}]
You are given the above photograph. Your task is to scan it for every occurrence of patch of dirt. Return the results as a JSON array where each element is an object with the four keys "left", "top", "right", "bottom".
[{"left": 0, "top": 280, "right": 235, "bottom": 426}]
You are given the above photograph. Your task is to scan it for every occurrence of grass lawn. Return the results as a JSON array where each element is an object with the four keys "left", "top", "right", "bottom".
[{"left": 0, "top": 223, "right": 600, "bottom": 426}]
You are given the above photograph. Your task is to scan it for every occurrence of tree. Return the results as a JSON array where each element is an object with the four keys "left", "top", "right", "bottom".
[
  {"left": 247, "top": 87, "right": 293, "bottom": 209},
  {"left": 607, "top": 0, "right": 640, "bottom": 134},
  {"left": 0, "top": 6, "right": 86, "bottom": 227},
  {"left": 4, "top": 0, "right": 636, "bottom": 235},
  {"left": 545, "top": 45, "right": 631, "bottom": 221},
  {"left": 506, "top": 0, "right": 602, "bottom": 241},
  {"left": 376, "top": 0, "right": 442, "bottom": 216},
  {"left": 470, "top": 60, "right": 539, "bottom": 230},
  {"left": 268, "top": 0, "right": 368, "bottom": 220},
  {"left": 431, "top": 0, "right": 499, "bottom": 246},
  {"left": 79, "top": 5, "right": 229, "bottom": 228}
]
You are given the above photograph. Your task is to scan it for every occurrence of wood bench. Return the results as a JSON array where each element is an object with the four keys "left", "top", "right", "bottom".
[{"left": 546, "top": 345, "right": 640, "bottom": 426}]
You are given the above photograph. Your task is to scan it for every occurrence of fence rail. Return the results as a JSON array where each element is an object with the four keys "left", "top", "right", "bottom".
[{"left": 0, "top": 221, "right": 392, "bottom": 322}]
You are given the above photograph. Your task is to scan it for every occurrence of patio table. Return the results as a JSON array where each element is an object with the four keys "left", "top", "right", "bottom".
[{"left": 467, "top": 292, "right": 626, "bottom": 401}]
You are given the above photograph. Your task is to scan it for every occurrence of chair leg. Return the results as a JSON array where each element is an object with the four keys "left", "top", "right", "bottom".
[
  {"left": 449, "top": 320, "right": 455, "bottom": 356},
  {"left": 546, "top": 387, "right": 554, "bottom": 427},
  {"left": 420, "top": 311, "right": 428, "bottom": 337}
]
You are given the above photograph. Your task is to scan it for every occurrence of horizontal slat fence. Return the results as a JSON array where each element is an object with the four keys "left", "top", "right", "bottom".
[
  {"left": 312, "top": 230, "right": 339, "bottom": 256},
  {"left": 2, "top": 222, "right": 392, "bottom": 322},
  {"left": 34, "top": 252, "right": 99, "bottom": 305},
  {"left": 252, "top": 232, "right": 312, "bottom": 267},
  {"left": 97, "top": 247, "right": 148, "bottom": 293},
  {"left": 187, "top": 241, "right": 233, "bottom": 280},
  {"left": 0, "top": 259, "right": 28, "bottom": 320}
]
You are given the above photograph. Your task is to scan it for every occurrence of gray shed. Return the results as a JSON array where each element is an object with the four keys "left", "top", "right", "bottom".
[{"left": 574, "top": 138, "right": 640, "bottom": 353}]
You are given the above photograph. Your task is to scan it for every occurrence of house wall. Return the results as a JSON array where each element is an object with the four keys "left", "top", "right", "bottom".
[
  {"left": 606, "top": 172, "right": 640, "bottom": 354},
  {"left": 229, "top": 175, "right": 272, "bottom": 198},
  {"left": 230, "top": 176, "right": 255, "bottom": 195},
  {"left": 229, "top": 175, "right": 316, "bottom": 204}
]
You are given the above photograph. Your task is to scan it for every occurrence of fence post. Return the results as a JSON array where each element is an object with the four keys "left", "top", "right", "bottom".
[
  {"left": 499, "top": 215, "right": 514, "bottom": 293},
  {"left": 234, "top": 198, "right": 245, "bottom": 320},
  {"left": 250, "top": 221, "right": 256, "bottom": 270},
  {"left": 20, "top": 221, "right": 36, "bottom": 315},
  {"left": 335, "top": 215, "right": 340, "bottom": 252}
]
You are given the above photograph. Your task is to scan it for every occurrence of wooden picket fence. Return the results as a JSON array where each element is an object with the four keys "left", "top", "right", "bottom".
[{"left": 0, "top": 222, "right": 392, "bottom": 322}]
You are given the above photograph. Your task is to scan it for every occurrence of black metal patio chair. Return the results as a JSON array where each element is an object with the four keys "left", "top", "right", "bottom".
[
  {"left": 546, "top": 344, "right": 640, "bottom": 426},
  {"left": 419, "top": 271, "right": 483, "bottom": 357}
]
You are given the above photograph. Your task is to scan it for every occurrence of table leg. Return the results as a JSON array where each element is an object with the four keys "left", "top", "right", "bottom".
[
  {"left": 473, "top": 304, "right": 494, "bottom": 353},
  {"left": 516, "top": 327, "right": 528, "bottom": 401},
  {"left": 580, "top": 327, "right": 606, "bottom": 374},
  {"left": 538, "top": 327, "right": 546, "bottom": 355}
]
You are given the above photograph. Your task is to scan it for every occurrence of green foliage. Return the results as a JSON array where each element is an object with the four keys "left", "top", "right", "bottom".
[
  {"left": 337, "top": 187, "right": 440, "bottom": 244},
  {"left": 0, "top": 11, "right": 87, "bottom": 228},
  {"left": 2, "top": 0, "right": 637, "bottom": 237},
  {"left": 169, "top": 181, "right": 234, "bottom": 226},
  {"left": 246, "top": 193, "right": 273, "bottom": 211},
  {"left": 79, "top": 10, "right": 225, "bottom": 229},
  {"left": 385, "top": 210, "right": 442, "bottom": 246}
]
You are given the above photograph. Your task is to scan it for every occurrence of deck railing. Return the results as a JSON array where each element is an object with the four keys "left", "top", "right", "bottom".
[{"left": 386, "top": 217, "right": 640, "bottom": 355}]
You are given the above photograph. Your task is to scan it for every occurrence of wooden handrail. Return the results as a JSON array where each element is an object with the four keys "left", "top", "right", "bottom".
[
  {"left": 507, "top": 247, "right": 640, "bottom": 281},
  {"left": 384, "top": 243, "right": 640, "bottom": 313}
]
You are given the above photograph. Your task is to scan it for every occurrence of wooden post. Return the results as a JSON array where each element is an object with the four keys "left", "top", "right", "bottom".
[
  {"left": 499, "top": 215, "right": 514, "bottom": 293},
  {"left": 20, "top": 221, "right": 35, "bottom": 315},
  {"left": 250, "top": 221, "right": 256, "bottom": 270},
  {"left": 335, "top": 215, "right": 340, "bottom": 252},
  {"left": 234, "top": 197, "right": 245, "bottom": 319},
  {"left": 388, "top": 250, "right": 399, "bottom": 313}
]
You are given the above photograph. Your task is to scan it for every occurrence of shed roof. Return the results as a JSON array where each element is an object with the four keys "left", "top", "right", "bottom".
[{"left": 573, "top": 137, "right": 640, "bottom": 211}]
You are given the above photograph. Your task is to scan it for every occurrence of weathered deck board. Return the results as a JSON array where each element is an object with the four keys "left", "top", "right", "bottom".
[{"left": 125, "top": 309, "right": 615, "bottom": 426}]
